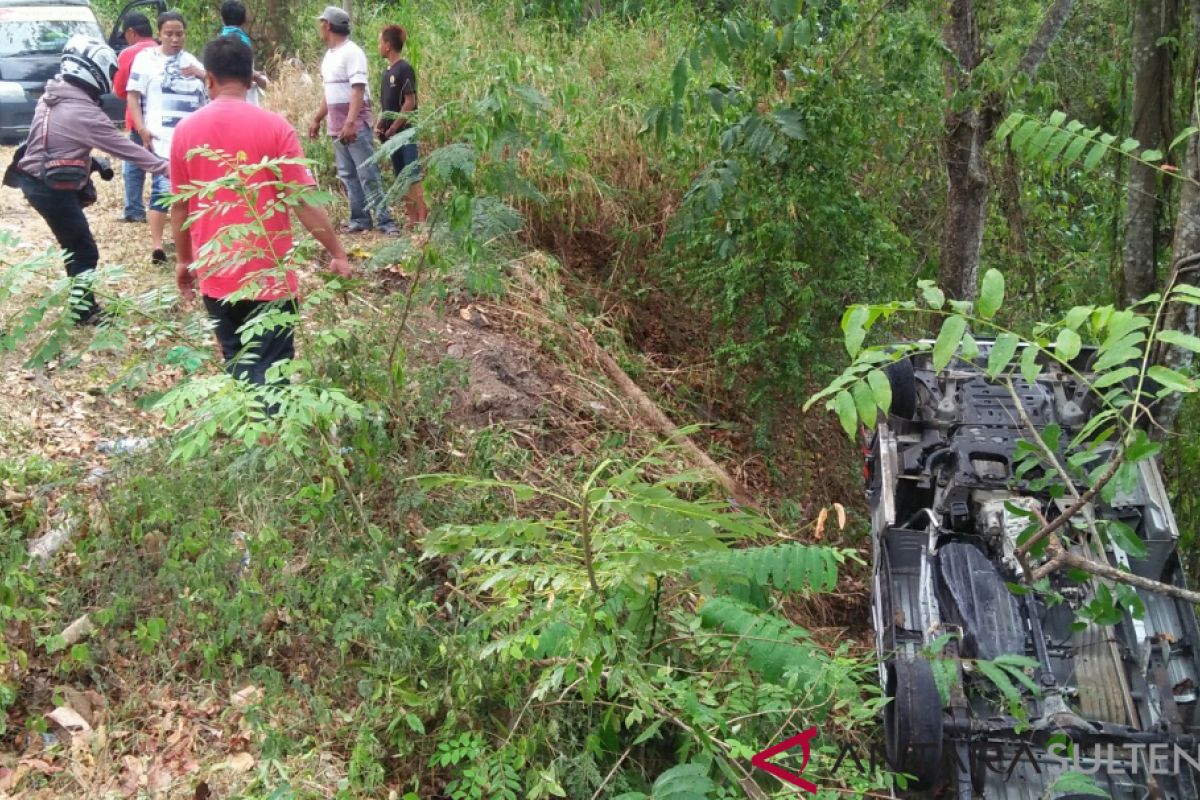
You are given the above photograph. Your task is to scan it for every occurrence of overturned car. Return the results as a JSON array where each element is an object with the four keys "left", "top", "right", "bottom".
[{"left": 867, "top": 342, "right": 1200, "bottom": 799}]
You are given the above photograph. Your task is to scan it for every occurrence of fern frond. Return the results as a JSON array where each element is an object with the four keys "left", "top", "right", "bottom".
[
  {"left": 998, "top": 110, "right": 1191, "bottom": 178},
  {"left": 699, "top": 596, "right": 819, "bottom": 684},
  {"left": 690, "top": 542, "right": 842, "bottom": 594}
]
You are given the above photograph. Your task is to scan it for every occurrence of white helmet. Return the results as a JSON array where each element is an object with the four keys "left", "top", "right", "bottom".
[{"left": 60, "top": 35, "right": 118, "bottom": 95}]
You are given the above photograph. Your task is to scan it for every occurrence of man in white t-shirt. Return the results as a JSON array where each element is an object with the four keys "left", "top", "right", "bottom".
[
  {"left": 127, "top": 10, "right": 207, "bottom": 264},
  {"left": 307, "top": 6, "right": 397, "bottom": 234}
]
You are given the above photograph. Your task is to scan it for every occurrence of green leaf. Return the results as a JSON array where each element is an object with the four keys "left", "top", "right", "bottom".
[
  {"left": 995, "top": 112, "right": 1024, "bottom": 142},
  {"left": 1064, "top": 305, "right": 1093, "bottom": 331},
  {"left": 1147, "top": 364, "right": 1197, "bottom": 393},
  {"left": 852, "top": 379, "right": 878, "bottom": 429},
  {"left": 1125, "top": 429, "right": 1161, "bottom": 462},
  {"left": 1083, "top": 139, "right": 1109, "bottom": 171},
  {"left": 932, "top": 316, "right": 967, "bottom": 372},
  {"left": 1156, "top": 329, "right": 1200, "bottom": 353},
  {"left": 1054, "top": 328, "right": 1082, "bottom": 362},
  {"left": 1027, "top": 123, "right": 1057, "bottom": 157},
  {"left": 975, "top": 659, "right": 1022, "bottom": 710},
  {"left": 1141, "top": 148, "right": 1164, "bottom": 162},
  {"left": 671, "top": 58, "right": 688, "bottom": 101},
  {"left": 1120, "top": 137, "right": 1141, "bottom": 153},
  {"left": 977, "top": 270, "right": 1005, "bottom": 319},
  {"left": 867, "top": 369, "right": 893, "bottom": 415},
  {"left": 1170, "top": 126, "right": 1199, "bottom": 151},
  {"left": 833, "top": 390, "right": 857, "bottom": 437},
  {"left": 1020, "top": 345, "right": 1041, "bottom": 383},
  {"left": 1011, "top": 119, "right": 1040, "bottom": 153},
  {"left": 919, "top": 280, "right": 945, "bottom": 309},
  {"left": 1103, "top": 520, "right": 1148, "bottom": 560},
  {"left": 1092, "top": 366, "right": 1138, "bottom": 389},
  {"left": 771, "top": 107, "right": 807, "bottom": 141},
  {"left": 652, "top": 763, "right": 715, "bottom": 800},
  {"left": 1041, "top": 423, "right": 1061, "bottom": 452},
  {"left": 1062, "top": 132, "right": 1091, "bottom": 165},
  {"left": 986, "top": 333, "right": 1020, "bottom": 378},
  {"left": 842, "top": 305, "right": 870, "bottom": 358},
  {"left": 961, "top": 333, "right": 980, "bottom": 360}
]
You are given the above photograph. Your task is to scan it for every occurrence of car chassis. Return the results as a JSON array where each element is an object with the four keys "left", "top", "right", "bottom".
[{"left": 867, "top": 342, "right": 1200, "bottom": 799}]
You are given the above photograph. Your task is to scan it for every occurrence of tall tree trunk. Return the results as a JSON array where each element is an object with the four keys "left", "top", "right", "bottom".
[
  {"left": 1123, "top": 0, "right": 1178, "bottom": 306},
  {"left": 1153, "top": 0, "right": 1200, "bottom": 432},
  {"left": 939, "top": 0, "right": 1077, "bottom": 300},
  {"left": 939, "top": 0, "right": 987, "bottom": 300}
]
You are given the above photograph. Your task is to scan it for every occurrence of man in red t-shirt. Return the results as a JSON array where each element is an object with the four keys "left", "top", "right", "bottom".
[
  {"left": 113, "top": 13, "right": 157, "bottom": 222},
  {"left": 170, "top": 36, "right": 350, "bottom": 387}
]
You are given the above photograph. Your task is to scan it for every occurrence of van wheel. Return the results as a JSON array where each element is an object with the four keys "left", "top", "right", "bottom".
[
  {"left": 885, "top": 357, "right": 918, "bottom": 420},
  {"left": 885, "top": 657, "right": 943, "bottom": 791}
]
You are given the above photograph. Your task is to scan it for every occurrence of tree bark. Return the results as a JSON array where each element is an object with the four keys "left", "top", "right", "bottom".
[
  {"left": 1018, "top": 0, "right": 1081, "bottom": 78},
  {"left": 939, "top": 0, "right": 1077, "bottom": 300},
  {"left": 939, "top": 0, "right": 987, "bottom": 300},
  {"left": 1152, "top": 0, "right": 1200, "bottom": 431},
  {"left": 1122, "top": 0, "right": 1178, "bottom": 306}
]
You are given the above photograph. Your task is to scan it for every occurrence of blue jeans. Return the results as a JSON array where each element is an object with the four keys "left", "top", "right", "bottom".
[
  {"left": 149, "top": 172, "right": 171, "bottom": 214},
  {"left": 18, "top": 172, "right": 100, "bottom": 319},
  {"left": 389, "top": 140, "right": 421, "bottom": 181},
  {"left": 123, "top": 130, "right": 147, "bottom": 219},
  {"left": 333, "top": 133, "right": 394, "bottom": 230}
]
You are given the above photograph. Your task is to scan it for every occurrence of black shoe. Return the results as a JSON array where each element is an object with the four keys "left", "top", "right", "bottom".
[
  {"left": 151, "top": 248, "right": 168, "bottom": 265},
  {"left": 75, "top": 307, "right": 108, "bottom": 327},
  {"left": 119, "top": 215, "right": 146, "bottom": 223}
]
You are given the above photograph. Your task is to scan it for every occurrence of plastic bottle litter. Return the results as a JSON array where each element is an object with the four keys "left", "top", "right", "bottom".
[
  {"left": 230, "top": 531, "right": 251, "bottom": 578},
  {"left": 97, "top": 437, "right": 153, "bottom": 456},
  {"left": 28, "top": 516, "right": 77, "bottom": 562}
]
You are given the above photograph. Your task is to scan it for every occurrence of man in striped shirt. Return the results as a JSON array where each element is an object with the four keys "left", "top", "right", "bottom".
[{"left": 127, "top": 10, "right": 206, "bottom": 264}]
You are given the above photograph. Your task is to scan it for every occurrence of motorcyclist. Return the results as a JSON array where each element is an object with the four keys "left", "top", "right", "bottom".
[{"left": 6, "top": 36, "right": 169, "bottom": 325}]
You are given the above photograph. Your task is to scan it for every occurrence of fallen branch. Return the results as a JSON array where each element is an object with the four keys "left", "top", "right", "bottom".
[
  {"left": 1030, "top": 534, "right": 1200, "bottom": 605},
  {"left": 568, "top": 321, "right": 760, "bottom": 511}
]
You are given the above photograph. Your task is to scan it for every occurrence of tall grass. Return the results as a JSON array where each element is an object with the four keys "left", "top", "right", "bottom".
[{"left": 261, "top": 1, "right": 699, "bottom": 260}]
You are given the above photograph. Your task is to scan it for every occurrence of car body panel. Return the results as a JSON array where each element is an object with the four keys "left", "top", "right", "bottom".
[{"left": 0, "top": 0, "right": 166, "bottom": 142}]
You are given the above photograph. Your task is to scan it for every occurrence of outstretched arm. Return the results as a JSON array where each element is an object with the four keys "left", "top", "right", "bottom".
[
  {"left": 172, "top": 200, "right": 196, "bottom": 302},
  {"left": 295, "top": 200, "right": 351, "bottom": 276}
]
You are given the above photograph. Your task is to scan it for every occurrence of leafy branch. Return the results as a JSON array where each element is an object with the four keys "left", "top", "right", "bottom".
[{"left": 997, "top": 109, "right": 1200, "bottom": 182}]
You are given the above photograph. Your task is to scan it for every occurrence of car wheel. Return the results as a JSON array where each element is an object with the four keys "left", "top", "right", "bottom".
[
  {"left": 885, "top": 656, "right": 943, "bottom": 791},
  {"left": 885, "top": 357, "right": 918, "bottom": 421}
]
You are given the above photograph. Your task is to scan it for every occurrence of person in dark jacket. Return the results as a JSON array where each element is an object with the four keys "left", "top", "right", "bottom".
[{"left": 13, "top": 36, "right": 168, "bottom": 324}]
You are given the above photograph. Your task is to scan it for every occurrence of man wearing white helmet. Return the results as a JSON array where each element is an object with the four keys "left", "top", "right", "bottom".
[{"left": 8, "top": 35, "right": 169, "bottom": 325}]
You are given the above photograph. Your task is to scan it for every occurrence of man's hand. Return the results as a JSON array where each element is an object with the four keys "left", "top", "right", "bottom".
[
  {"left": 327, "top": 255, "right": 352, "bottom": 277},
  {"left": 180, "top": 64, "right": 205, "bottom": 79},
  {"left": 308, "top": 119, "right": 322, "bottom": 139},
  {"left": 176, "top": 260, "right": 196, "bottom": 303},
  {"left": 138, "top": 127, "right": 155, "bottom": 150},
  {"left": 338, "top": 122, "right": 358, "bottom": 144}
]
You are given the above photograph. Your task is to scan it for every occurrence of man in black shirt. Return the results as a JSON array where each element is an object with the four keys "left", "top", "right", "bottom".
[{"left": 376, "top": 24, "right": 427, "bottom": 225}]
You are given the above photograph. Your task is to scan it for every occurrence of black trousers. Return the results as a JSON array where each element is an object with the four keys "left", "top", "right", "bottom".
[
  {"left": 18, "top": 172, "right": 100, "bottom": 319},
  {"left": 203, "top": 295, "right": 298, "bottom": 386}
]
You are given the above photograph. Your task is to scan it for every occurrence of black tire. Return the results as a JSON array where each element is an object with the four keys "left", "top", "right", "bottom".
[
  {"left": 885, "top": 657, "right": 944, "bottom": 792},
  {"left": 886, "top": 357, "right": 918, "bottom": 421}
]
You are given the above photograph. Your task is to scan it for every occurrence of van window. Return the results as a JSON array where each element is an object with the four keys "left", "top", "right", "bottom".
[{"left": 0, "top": 6, "right": 104, "bottom": 58}]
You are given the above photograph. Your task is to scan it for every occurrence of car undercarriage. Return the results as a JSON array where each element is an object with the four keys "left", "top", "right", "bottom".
[{"left": 867, "top": 343, "right": 1200, "bottom": 799}]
